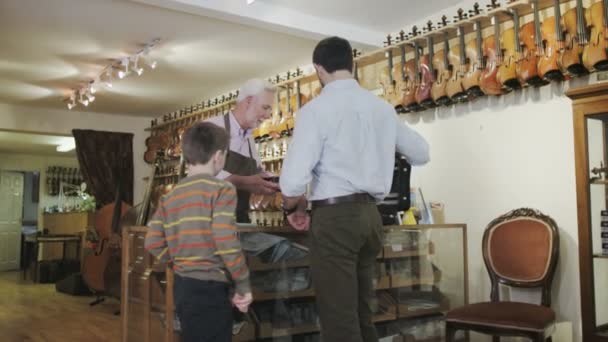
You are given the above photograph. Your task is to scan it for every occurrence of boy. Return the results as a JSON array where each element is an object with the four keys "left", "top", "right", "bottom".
[{"left": 145, "top": 122, "right": 252, "bottom": 342}]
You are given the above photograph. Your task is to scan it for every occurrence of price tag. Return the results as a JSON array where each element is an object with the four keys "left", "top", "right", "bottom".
[{"left": 391, "top": 244, "right": 403, "bottom": 252}]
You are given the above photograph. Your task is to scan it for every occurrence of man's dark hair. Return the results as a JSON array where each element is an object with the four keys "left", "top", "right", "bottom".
[
  {"left": 181, "top": 122, "right": 229, "bottom": 165},
  {"left": 312, "top": 36, "right": 353, "bottom": 74}
]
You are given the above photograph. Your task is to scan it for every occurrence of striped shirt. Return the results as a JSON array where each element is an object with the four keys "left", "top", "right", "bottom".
[{"left": 144, "top": 173, "right": 250, "bottom": 294}]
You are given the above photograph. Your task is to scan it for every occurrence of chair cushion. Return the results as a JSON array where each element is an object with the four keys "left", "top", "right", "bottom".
[{"left": 446, "top": 302, "right": 555, "bottom": 332}]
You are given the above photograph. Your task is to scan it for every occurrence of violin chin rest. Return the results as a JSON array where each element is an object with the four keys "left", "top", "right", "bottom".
[
  {"left": 542, "top": 70, "right": 564, "bottom": 82},
  {"left": 466, "top": 86, "right": 485, "bottom": 98},
  {"left": 566, "top": 63, "right": 589, "bottom": 76},
  {"left": 502, "top": 79, "right": 522, "bottom": 91},
  {"left": 594, "top": 59, "right": 608, "bottom": 71},
  {"left": 525, "top": 76, "right": 549, "bottom": 88}
]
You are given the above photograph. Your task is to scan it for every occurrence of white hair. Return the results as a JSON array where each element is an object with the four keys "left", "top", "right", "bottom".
[{"left": 236, "top": 78, "right": 276, "bottom": 102}]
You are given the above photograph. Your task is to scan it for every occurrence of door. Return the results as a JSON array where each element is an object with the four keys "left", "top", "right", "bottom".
[{"left": 0, "top": 171, "right": 24, "bottom": 271}]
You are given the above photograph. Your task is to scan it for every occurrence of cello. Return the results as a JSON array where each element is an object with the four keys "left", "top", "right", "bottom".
[
  {"left": 582, "top": 0, "right": 608, "bottom": 71},
  {"left": 561, "top": 0, "right": 589, "bottom": 75}
]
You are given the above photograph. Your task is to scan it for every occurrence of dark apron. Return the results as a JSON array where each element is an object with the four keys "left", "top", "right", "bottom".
[{"left": 223, "top": 114, "right": 259, "bottom": 223}]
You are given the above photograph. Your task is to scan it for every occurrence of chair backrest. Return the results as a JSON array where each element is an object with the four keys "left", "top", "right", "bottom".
[{"left": 482, "top": 208, "right": 559, "bottom": 307}]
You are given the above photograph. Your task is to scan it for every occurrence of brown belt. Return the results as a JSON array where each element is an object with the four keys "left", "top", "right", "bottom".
[{"left": 311, "top": 193, "right": 375, "bottom": 210}]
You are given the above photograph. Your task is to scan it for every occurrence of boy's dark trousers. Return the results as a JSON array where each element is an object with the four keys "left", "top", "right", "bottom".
[{"left": 174, "top": 274, "right": 232, "bottom": 342}]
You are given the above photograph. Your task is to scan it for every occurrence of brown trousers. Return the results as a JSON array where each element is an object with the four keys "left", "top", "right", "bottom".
[{"left": 310, "top": 201, "right": 383, "bottom": 342}]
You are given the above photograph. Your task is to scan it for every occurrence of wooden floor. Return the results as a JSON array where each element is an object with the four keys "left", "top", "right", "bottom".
[{"left": 0, "top": 271, "right": 121, "bottom": 342}]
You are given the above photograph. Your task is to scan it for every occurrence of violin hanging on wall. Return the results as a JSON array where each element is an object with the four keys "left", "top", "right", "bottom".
[
  {"left": 431, "top": 16, "right": 453, "bottom": 106},
  {"left": 498, "top": 7, "right": 522, "bottom": 90},
  {"left": 464, "top": 3, "right": 486, "bottom": 98},
  {"left": 561, "top": 0, "right": 589, "bottom": 76},
  {"left": 415, "top": 21, "right": 436, "bottom": 109},
  {"left": 538, "top": 0, "right": 565, "bottom": 81},
  {"left": 583, "top": 0, "right": 608, "bottom": 71},
  {"left": 446, "top": 8, "right": 470, "bottom": 102},
  {"left": 480, "top": 1, "right": 503, "bottom": 96},
  {"left": 516, "top": 0, "right": 547, "bottom": 86},
  {"left": 403, "top": 26, "right": 422, "bottom": 112}
]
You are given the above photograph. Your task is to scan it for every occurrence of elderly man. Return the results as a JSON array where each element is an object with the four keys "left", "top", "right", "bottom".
[{"left": 206, "top": 78, "right": 280, "bottom": 223}]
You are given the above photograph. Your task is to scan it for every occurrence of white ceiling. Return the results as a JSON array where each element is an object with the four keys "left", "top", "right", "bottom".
[
  {"left": 0, "top": 131, "right": 76, "bottom": 157},
  {"left": 0, "top": 0, "right": 318, "bottom": 116},
  {"left": 0, "top": 0, "right": 462, "bottom": 118},
  {"left": 262, "top": 0, "right": 463, "bottom": 33}
]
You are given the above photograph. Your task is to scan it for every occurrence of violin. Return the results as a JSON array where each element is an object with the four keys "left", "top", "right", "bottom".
[
  {"left": 144, "top": 129, "right": 169, "bottom": 164},
  {"left": 582, "top": 0, "right": 608, "bottom": 71},
  {"left": 381, "top": 34, "right": 403, "bottom": 109},
  {"left": 463, "top": 4, "right": 485, "bottom": 98},
  {"left": 446, "top": 9, "right": 470, "bottom": 102},
  {"left": 516, "top": 0, "right": 546, "bottom": 86},
  {"left": 402, "top": 27, "right": 422, "bottom": 112},
  {"left": 561, "top": 0, "right": 589, "bottom": 76},
  {"left": 480, "top": 2, "right": 504, "bottom": 96},
  {"left": 431, "top": 17, "right": 453, "bottom": 106},
  {"left": 538, "top": 0, "right": 565, "bottom": 81},
  {"left": 497, "top": 8, "right": 521, "bottom": 90},
  {"left": 415, "top": 21, "right": 436, "bottom": 109},
  {"left": 393, "top": 31, "right": 409, "bottom": 113}
]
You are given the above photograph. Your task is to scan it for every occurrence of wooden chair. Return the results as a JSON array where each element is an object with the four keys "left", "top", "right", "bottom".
[{"left": 445, "top": 208, "right": 559, "bottom": 342}]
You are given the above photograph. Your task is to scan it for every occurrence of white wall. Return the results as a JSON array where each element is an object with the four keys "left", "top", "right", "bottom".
[
  {"left": 0, "top": 152, "right": 81, "bottom": 229},
  {"left": 0, "top": 103, "right": 152, "bottom": 206},
  {"left": 404, "top": 77, "right": 596, "bottom": 341}
]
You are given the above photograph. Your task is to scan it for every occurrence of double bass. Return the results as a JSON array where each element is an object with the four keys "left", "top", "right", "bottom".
[
  {"left": 83, "top": 153, "right": 163, "bottom": 299},
  {"left": 561, "top": 0, "right": 589, "bottom": 75},
  {"left": 82, "top": 178, "right": 132, "bottom": 297},
  {"left": 582, "top": 0, "right": 608, "bottom": 71}
]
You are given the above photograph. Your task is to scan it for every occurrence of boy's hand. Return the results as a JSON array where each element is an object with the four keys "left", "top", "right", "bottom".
[{"left": 232, "top": 292, "right": 253, "bottom": 313}]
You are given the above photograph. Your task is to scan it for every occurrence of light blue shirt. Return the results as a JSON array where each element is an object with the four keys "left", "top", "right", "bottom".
[{"left": 279, "top": 79, "right": 430, "bottom": 201}]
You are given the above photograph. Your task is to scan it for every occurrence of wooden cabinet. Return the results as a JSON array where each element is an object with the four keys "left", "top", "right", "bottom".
[
  {"left": 567, "top": 83, "right": 608, "bottom": 342},
  {"left": 42, "top": 211, "right": 93, "bottom": 262}
]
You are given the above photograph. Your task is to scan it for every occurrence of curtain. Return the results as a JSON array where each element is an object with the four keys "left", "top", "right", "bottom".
[{"left": 72, "top": 129, "right": 134, "bottom": 207}]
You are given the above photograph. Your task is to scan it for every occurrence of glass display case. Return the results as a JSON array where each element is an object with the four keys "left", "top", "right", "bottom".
[
  {"left": 568, "top": 83, "right": 608, "bottom": 342},
  {"left": 121, "top": 224, "right": 468, "bottom": 342}
]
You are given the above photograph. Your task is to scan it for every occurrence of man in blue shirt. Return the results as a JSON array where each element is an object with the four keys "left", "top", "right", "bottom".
[{"left": 279, "top": 36, "right": 430, "bottom": 342}]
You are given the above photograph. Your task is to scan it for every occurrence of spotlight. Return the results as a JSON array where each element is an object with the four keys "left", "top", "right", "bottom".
[
  {"left": 132, "top": 55, "right": 144, "bottom": 76},
  {"left": 78, "top": 92, "right": 89, "bottom": 106},
  {"left": 118, "top": 58, "right": 129, "bottom": 79}
]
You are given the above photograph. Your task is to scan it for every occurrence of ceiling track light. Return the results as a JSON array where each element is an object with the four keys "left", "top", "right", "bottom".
[
  {"left": 63, "top": 37, "right": 161, "bottom": 109},
  {"left": 132, "top": 55, "right": 144, "bottom": 76}
]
